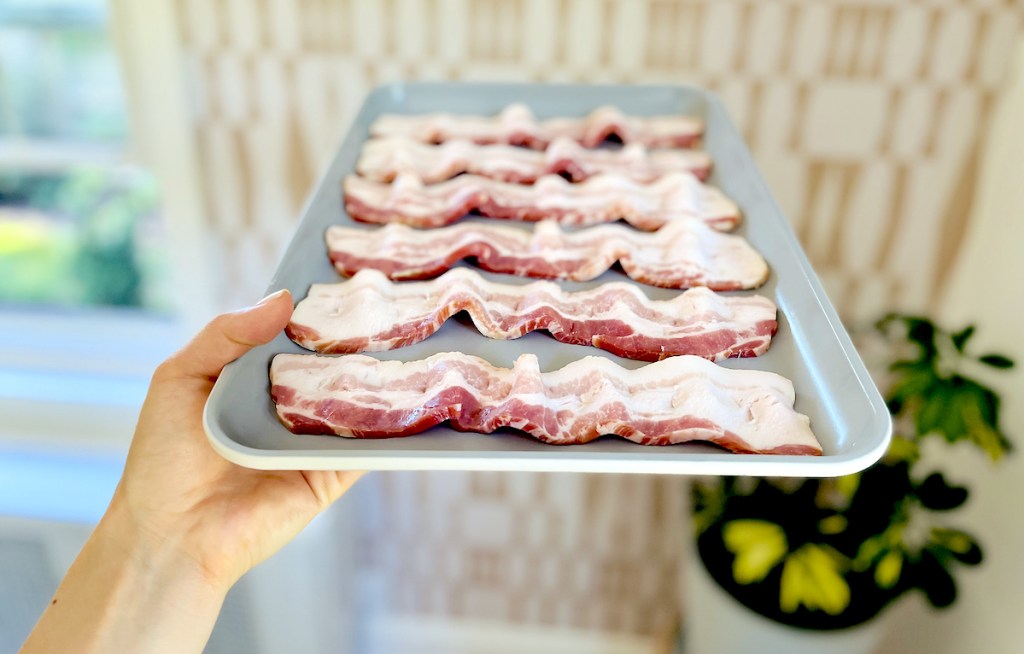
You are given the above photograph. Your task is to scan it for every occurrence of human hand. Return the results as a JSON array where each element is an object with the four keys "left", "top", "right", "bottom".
[
  {"left": 22, "top": 291, "right": 363, "bottom": 654},
  {"left": 111, "top": 289, "right": 363, "bottom": 590}
]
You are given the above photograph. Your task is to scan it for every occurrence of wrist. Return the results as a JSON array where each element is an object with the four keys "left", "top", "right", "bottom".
[
  {"left": 20, "top": 490, "right": 229, "bottom": 654},
  {"left": 100, "top": 489, "right": 234, "bottom": 599}
]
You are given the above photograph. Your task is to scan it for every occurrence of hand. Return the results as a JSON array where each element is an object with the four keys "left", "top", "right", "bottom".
[
  {"left": 113, "top": 289, "right": 363, "bottom": 589},
  {"left": 22, "top": 290, "right": 363, "bottom": 654}
]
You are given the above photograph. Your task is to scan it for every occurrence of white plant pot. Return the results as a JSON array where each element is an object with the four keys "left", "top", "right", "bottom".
[{"left": 682, "top": 551, "right": 892, "bottom": 654}]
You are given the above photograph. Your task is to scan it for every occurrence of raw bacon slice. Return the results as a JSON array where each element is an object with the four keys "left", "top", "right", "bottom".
[
  {"left": 356, "top": 136, "right": 712, "bottom": 184},
  {"left": 326, "top": 219, "right": 768, "bottom": 290},
  {"left": 369, "top": 103, "right": 703, "bottom": 149},
  {"left": 285, "top": 268, "right": 777, "bottom": 362},
  {"left": 269, "top": 352, "right": 820, "bottom": 455},
  {"left": 343, "top": 172, "right": 740, "bottom": 231}
]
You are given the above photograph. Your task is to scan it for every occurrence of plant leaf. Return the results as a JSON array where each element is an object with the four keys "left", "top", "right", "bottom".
[
  {"left": 916, "top": 386, "right": 953, "bottom": 438},
  {"left": 779, "top": 550, "right": 802, "bottom": 613},
  {"left": 958, "top": 378, "right": 999, "bottom": 427},
  {"left": 951, "top": 325, "right": 975, "bottom": 352},
  {"left": 691, "top": 479, "right": 726, "bottom": 534},
  {"left": 979, "top": 354, "right": 1014, "bottom": 369},
  {"left": 932, "top": 528, "right": 983, "bottom": 566},
  {"left": 818, "top": 515, "right": 848, "bottom": 535},
  {"left": 938, "top": 390, "right": 969, "bottom": 442},
  {"left": 914, "top": 551, "right": 958, "bottom": 608},
  {"left": 875, "top": 550, "right": 903, "bottom": 589},
  {"left": 835, "top": 473, "right": 861, "bottom": 499},
  {"left": 854, "top": 535, "right": 887, "bottom": 570},
  {"left": 886, "top": 436, "right": 920, "bottom": 463},
  {"left": 782, "top": 546, "right": 845, "bottom": 614},
  {"left": 887, "top": 365, "right": 935, "bottom": 407},
  {"left": 916, "top": 472, "right": 969, "bottom": 511},
  {"left": 960, "top": 394, "right": 1011, "bottom": 460},
  {"left": 905, "top": 318, "right": 938, "bottom": 362},
  {"left": 875, "top": 313, "right": 899, "bottom": 331},
  {"left": 878, "top": 314, "right": 937, "bottom": 362},
  {"left": 723, "top": 520, "right": 788, "bottom": 584},
  {"left": 801, "top": 544, "right": 852, "bottom": 615}
]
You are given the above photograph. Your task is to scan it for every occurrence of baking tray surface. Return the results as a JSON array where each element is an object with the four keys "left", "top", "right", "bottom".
[{"left": 204, "top": 82, "right": 891, "bottom": 476}]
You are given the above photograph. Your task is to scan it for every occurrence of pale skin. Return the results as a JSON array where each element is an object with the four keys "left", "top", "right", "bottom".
[{"left": 20, "top": 290, "right": 362, "bottom": 654}]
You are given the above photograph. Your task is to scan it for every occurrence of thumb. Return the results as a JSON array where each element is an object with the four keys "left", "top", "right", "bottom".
[{"left": 159, "top": 289, "right": 293, "bottom": 383}]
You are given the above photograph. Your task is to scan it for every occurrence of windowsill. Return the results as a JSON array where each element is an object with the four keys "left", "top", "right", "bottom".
[
  {"left": 0, "top": 306, "right": 184, "bottom": 446},
  {"left": 0, "top": 306, "right": 185, "bottom": 522},
  {"left": 0, "top": 138, "right": 125, "bottom": 172},
  {"left": 0, "top": 447, "right": 124, "bottom": 523}
]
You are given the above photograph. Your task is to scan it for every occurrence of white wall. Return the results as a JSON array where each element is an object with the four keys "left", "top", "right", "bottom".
[{"left": 878, "top": 40, "right": 1024, "bottom": 654}]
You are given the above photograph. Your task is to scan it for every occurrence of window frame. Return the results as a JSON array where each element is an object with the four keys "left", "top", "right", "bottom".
[{"left": 0, "top": 0, "right": 213, "bottom": 458}]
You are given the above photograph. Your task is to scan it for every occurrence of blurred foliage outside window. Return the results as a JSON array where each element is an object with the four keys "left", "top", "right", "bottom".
[{"left": 0, "top": 0, "right": 172, "bottom": 313}]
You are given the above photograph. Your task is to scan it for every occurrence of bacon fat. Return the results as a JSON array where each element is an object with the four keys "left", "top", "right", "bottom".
[
  {"left": 326, "top": 219, "right": 767, "bottom": 290},
  {"left": 286, "top": 268, "right": 777, "bottom": 362},
  {"left": 270, "top": 351, "right": 820, "bottom": 455},
  {"left": 369, "top": 103, "right": 703, "bottom": 149},
  {"left": 356, "top": 136, "right": 712, "bottom": 184},
  {"left": 343, "top": 172, "right": 740, "bottom": 231}
]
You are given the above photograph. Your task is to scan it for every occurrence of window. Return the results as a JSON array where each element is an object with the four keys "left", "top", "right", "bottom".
[
  {"left": 0, "top": 0, "right": 172, "bottom": 312},
  {"left": 0, "top": 0, "right": 185, "bottom": 450}
]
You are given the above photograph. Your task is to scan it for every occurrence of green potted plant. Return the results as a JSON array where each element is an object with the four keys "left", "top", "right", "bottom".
[{"left": 686, "top": 315, "right": 1013, "bottom": 652}]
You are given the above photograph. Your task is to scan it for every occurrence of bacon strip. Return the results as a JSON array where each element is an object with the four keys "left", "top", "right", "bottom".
[
  {"left": 356, "top": 136, "right": 712, "bottom": 184},
  {"left": 269, "top": 352, "right": 820, "bottom": 455},
  {"left": 343, "top": 172, "right": 740, "bottom": 231},
  {"left": 369, "top": 103, "right": 703, "bottom": 149},
  {"left": 326, "top": 219, "right": 768, "bottom": 290},
  {"left": 286, "top": 268, "right": 777, "bottom": 362}
]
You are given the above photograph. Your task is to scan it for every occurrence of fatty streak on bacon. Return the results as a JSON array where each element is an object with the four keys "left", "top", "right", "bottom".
[
  {"left": 285, "top": 268, "right": 777, "bottom": 362},
  {"left": 369, "top": 103, "right": 703, "bottom": 149},
  {"left": 343, "top": 172, "right": 740, "bottom": 231},
  {"left": 326, "top": 219, "right": 768, "bottom": 290},
  {"left": 356, "top": 136, "right": 712, "bottom": 184},
  {"left": 269, "top": 352, "right": 821, "bottom": 455}
]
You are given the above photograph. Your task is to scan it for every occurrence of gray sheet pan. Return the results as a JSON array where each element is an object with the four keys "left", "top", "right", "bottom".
[{"left": 204, "top": 83, "right": 891, "bottom": 476}]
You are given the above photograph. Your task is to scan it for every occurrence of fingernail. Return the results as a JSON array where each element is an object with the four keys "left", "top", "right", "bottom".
[{"left": 256, "top": 288, "right": 289, "bottom": 306}]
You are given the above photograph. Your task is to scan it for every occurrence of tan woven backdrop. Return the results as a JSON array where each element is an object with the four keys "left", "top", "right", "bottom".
[{"left": 165, "top": 0, "right": 1024, "bottom": 639}]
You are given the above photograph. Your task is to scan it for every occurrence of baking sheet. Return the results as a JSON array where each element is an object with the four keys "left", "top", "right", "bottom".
[{"left": 204, "top": 83, "right": 891, "bottom": 476}]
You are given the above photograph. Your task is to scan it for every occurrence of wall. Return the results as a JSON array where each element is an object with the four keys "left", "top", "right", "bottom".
[
  {"left": 170, "top": 0, "right": 1022, "bottom": 321},
  {"left": 112, "top": 0, "right": 1024, "bottom": 650},
  {"left": 878, "top": 38, "right": 1024, "bottom": 654},
  {"left": 356, "top": 472, "right": 686, "bottom": 639}
]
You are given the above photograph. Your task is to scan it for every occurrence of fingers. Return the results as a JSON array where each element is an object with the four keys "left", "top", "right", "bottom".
[{"left": 158, "top": 289, "right": 293, "bottom": 383}]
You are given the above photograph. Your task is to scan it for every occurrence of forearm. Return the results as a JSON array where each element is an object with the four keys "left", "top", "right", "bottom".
[{"left": 20, "top": 493, "right": 229, "bottom": 654}]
